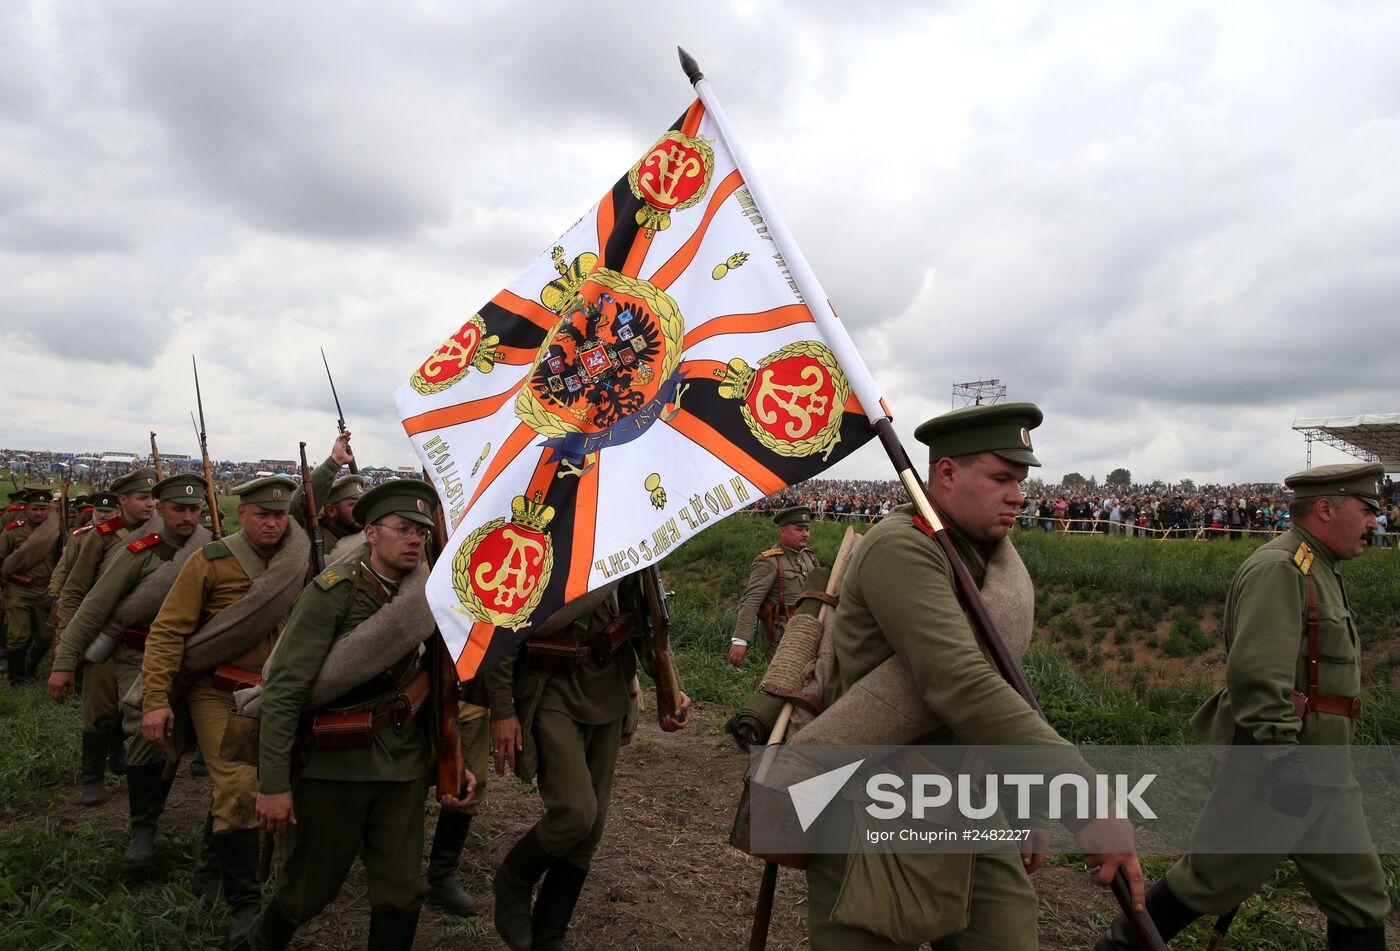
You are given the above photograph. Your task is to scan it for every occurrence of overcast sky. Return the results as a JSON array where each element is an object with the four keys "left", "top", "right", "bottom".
[{"left": 3, "top": 0, "right": 1396, "bottom": 484}]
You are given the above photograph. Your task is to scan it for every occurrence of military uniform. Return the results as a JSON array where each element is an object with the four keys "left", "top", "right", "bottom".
[
  {"left": 732, "top": 506, "right": 820, "bottom": 653},
  {"left": 251, "top": 479, "right": 447, "bottom": 951},
  {"left": 316, "top": 474, "right": 365, "bottom": 549},
  {"left": 0, "top": 488, "right": 61, "bottom": 685},
  {"left": 425, "top": 686, "right": 491, "bottom": 916},
  {"left": 1097, "top": 463, "right": 1391, "bottom": 951},
  {"left": 490, "top": 571, "right": 671, "bottom": 951},
  {"left": 53, "top": 473, "right": 206, "bottom": 871},
  {"left": 805, "top": 404, "right": 1096, "bottom": 951}
]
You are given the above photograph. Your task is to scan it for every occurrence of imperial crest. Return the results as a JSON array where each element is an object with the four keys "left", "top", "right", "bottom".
[
  {"left": 717, "top": 341, "right": 850, "bottom": 461},
  {"left": 452, "top": 493, "right": 555, "bottom": 631},
  {"left": 517, "top": 262, "right": 686, "bottom": 472},
  {"left": 410, "top": 314, "right": 503, "bottom": 396},
  {"left": 627, "top": 130, "right": 715, "bottom": 234}
]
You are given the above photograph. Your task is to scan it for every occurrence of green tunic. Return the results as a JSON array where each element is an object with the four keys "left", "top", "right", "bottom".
[
  {"left": 54, "top": 534, "right": 180, "bottom": 672},
  {"left": 0, "top": 521, "right": 60, "bottom": 605},
  {"left": 257, "top": 561, "right": 429, "bottom": 795},
  {"left": 732, "top": 544, "right": 820, "bottom": 646}
]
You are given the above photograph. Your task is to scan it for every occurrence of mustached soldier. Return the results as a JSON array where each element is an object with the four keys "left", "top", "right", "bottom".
[
  {"left": 317, "top": 474, "right": 365, "bottom": 549},
  {"left": 48, "top": 473, "right": 211, "bottom": 872},
  {"left": 1, "top": 488, "right": 62, "bottom": 687},
  {"left": 1095, "top": 463, "right": 1390, "bottom": 951},
  {"left": 729, "top": 506, "right": 820, "bottom": 668},
  {"left": 137, "top": 476, "right": 308, "bottom": 947},
  {"left": 52, "top": 472, "right": 158, "bottom": 804},
  {"left": 248, "top": 480, "right": 476, "bottom": 950}
]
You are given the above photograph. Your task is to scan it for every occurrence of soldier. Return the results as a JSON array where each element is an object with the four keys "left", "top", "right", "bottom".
[
  {"left": 1095, "top": 463, "right": 1390, "bottom": 951},
  {"left": 0, "top": 488, "right": 62, "bottom": 688},
  {"left": 52, "top": 478, "right": 154, "bottom": 805},
  {"left": 317, "top": 473, "right": 365, "bottom": 549},
  {"left": 3, "top": 489, "right": 26, "bottom": 531},
  {"left": 425, "top": 681, "right": 492, "bottom": 917},
  {"left": 249, "top": 480, "right": 476, "bottom": 951},
  {"left": 48, "top": 473, "right": 211, "bottom": 872},
  {"left": 803, "top": 403, "right": 1143, "bottom": 950},
  {"left": 729, "top": 505, "right": 820, "bottom": 666},
  {"left": 489, "top": 572, "right": 691, "bottom": 951},
  {"left": 138, "top": 475, "right": 305, "bottom": 946}
]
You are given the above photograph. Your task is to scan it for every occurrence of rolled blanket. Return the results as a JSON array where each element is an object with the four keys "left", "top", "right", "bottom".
[
  {"left": 109, "top": 525, "right": 212, "bottom": 629},
  {"left": 233, "top": 556, "right": 436, "bottom": 718},
  {"left": 0, "top": 508, "right": 61, "bottom": 581}
]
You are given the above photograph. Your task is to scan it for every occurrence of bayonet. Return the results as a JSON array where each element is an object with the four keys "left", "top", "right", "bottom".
[
  {"left": 191, "top": 357, "right": 223, "bottom": 538},
  {"left": 320, "top": 347, "right": 359, "bottom": 474}
]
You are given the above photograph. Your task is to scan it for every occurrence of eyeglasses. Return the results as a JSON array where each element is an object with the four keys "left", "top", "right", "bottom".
[{"left": 374, "top": 522, "right": 432, "bottom": 543}]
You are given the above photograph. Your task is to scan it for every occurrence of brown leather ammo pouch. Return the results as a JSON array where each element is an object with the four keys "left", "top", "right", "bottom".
[
  {"left": 309, "top": 669, "right": 433, "bottom": 749},
  {"left": 212, "top": 666, "right": 262, "bottom": 693},
  {"left": 526, "top": 613, "right": 634, "bottom": 674}
]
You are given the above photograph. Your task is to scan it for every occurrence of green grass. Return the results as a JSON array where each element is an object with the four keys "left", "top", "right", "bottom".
[{"left": 0, "top": 685, "right": 81, "bottom": 811}]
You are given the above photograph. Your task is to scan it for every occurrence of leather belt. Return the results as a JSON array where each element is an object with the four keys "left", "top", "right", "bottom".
[{"left": 1293, "top": 575, "right": 1362, "bottom": 719}]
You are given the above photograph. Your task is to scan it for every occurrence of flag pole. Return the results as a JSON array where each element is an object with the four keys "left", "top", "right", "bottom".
[{"left": 678, "top": 47, "right": 1160, "bottom": 949}]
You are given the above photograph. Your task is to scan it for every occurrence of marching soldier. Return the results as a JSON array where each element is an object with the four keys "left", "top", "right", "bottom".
[
  {"left": 729, "top": 505, "right": 820, "bottom": 666},
  {"left": 3, "top": 489, "right": 27, "bottom": 531},
  {"left": 48, "top": 473, "right": 210, "bottom": 872},
  {"left": 1, "top": 488, "right": 61, "bottom": 687},
  {"left": 53, "top": 476, "right": 156, "bottom": 805},
  {"left": 316, "top": 473, "right": 365, "bottom": 549},
  {"left": 803, "top": 404, "right": 1143, "bottom": 950},
  {"left": 139, "top": 476, "right": 305, "bottom": 947},
  {"left": 250, "top": 480, "right": 476, "bottom": 951},
  {"left": 1095, "top": 463, "right": 1391, "bottom": 951},
  {"left": 489, "top": 572, "right": 691, "bottom": 951}
]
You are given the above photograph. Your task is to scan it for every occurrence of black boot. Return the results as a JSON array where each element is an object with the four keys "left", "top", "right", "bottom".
[
  {"left": 1328, "top": 920, "right": 1386, "bottom": 951},
  {"left": 189, "top": 746, "right": 209, "bottom": 777},
  {"left": 427, "top": 809, "right": 478, "bottom": 916},
  {"left": 107, "top": 720, "right": 127, "bottom": 776},
  {"left": 247, "top": 899, "right": 298, "bottom": 951},
  {"left": 494, "top": 827, "right": 556, "bottom": 951},
  {"left": 26, "top": 641, "right": 47, "bottom": 681},
  {"left": 366, "top": 907, "right": 421, "bottom": 951},
  {"left": 74, "top": 660, "right": 85, "bottom": 697},
  {"left": 79, "top": 730, "right": 111, "bottom": 807},
  {"left": 190, "top": 813, "right": 222, "bottom": 907},
  {"left": 213, "top": 828, "right": 261, "bottom": 949},
  {"left": 531, "top": 860, "right": 588, "bottom": 951},
  {"left": 123, "top": 763, "right": 166, "bottom": 873},
  {"left": 6, "top": 649, "right": 24, "bottom": 690},
  {"left": 1093, "top": 879, "right": 1201, "bottom": 950}
]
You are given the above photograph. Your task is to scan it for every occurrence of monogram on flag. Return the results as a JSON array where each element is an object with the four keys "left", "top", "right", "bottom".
[{"left": 397, "top": 63, "right": 885, "bottom": 680}]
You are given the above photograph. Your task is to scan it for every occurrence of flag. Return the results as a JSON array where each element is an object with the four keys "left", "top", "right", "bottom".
[{"left": 398, "top": 90, "right": 882, "bottom": 680}]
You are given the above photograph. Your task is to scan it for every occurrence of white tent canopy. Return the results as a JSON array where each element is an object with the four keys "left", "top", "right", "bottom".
[{"left": 1293, "top": 414, "right": 1400, "bottom": 470}]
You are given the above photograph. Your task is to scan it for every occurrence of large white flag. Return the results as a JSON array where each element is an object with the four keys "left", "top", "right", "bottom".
[{"left": 397, "top": 87, "right": 882, "bottom": 679}]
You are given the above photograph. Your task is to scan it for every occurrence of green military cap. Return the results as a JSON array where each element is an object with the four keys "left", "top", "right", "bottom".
[
  {"left": 91, "top": 491, "right": 121, "bottom": 510},
  {"left": 23, "top": 487, "right": 54, "bottom": 505},
  {"left": 1285, "top": 462, "right": 1385, "bottom": 511},
  {"left": 325, "top": 474, "right": 366, "bottom": 505},
  {"left": 353, "top": 479, "right": 439, "bottom": 528},
  {"left": 153, "top": 473, "right": 207, "bottom": 506},
  {"left": 111, "top": 468, "right": 159, "bottom": 495},
  {"left": 71, "top": 494, "right": 91, "bottom": 508},
  {"left": 232, "top": 475, "right": 299, "bottom": 512},
  {"left": 7, "top": 490, "right": 26, "bottom": 502},
  {"left": 772, "top": 505, "right": 812, "bottom": 527},
  {"left": 913, "top": 401, "right": 1044, "bottom": 468}
]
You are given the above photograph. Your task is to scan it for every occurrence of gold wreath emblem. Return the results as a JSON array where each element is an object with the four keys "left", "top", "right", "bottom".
[
  {"left": 515, "top": 268, "right": 686, "bottom": 441},
  {"left": 627, "top": 131, "right": 715, "bottom": 234},
  {"left": 410, "top": 314, "right": 502, "bottom": 396},
  {"left": 720, "top": 340, "right": 850, "bottom": 461},
  {"left": 451, "top": 517, "right": 554, "bottom": 631}
]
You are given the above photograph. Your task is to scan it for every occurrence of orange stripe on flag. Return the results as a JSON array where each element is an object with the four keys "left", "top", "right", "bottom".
[
  {"left": 564, "top": 461, "right": 600, "bottom": 602},
  {"left": 681, "top": 304, "right": 813, "bottom": 350},
  {"left": 493, "top": 289, "right": 559, "bottom": 332},
  {"left": 457, "top": 621, "right": 494, "bottom": 681},
  {"left": 402, "top": 383, "right": 525, "bottom": 437},
  {"left": 596, "top": 191, "right": 615, "bottom": 257},
  {"left": 681, "top": 99, "right": 705, "bottom": 135},
  {"left": 665, "top": 410, "right": 786, "bottom": 496},
  {"left": 466, "top": 423, "right": 538, "bottom": 513},
  {"left": 650, "top": 169, "right": 744, "bottom": 291},
  {"left": 679, "top": 358, "right": 727, "bottom": 380}
]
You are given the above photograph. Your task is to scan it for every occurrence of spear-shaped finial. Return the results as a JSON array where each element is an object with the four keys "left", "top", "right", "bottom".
[{"left": 677, "top": 47, "right": 703, "bottom": 85}]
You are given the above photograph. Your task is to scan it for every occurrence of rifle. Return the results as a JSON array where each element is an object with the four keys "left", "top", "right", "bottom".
[
  {"left": 320, "top": 348, "right": 359, "bottom": 475},
  {"left": 639, "top": 565, "right": 683, "bottom": 727},
  {"left": 191, "top": 358, "right": 223, "bottom": 539},
  {"left": 149, "top": 431, "right": 164, "bottom": 480},
  {"left": 57, "top": 474, "right": 70, "bottom": 553},
  {"left": 424, "top": 469, "right": 465, "bottom": 800},
  {"left": 298, "top": 442, "right": 326, "bottom": 574}
]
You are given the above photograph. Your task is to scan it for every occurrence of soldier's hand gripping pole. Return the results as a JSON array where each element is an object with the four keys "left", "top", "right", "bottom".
[
  {"left": 321, "top": 348, "right": 359, "bottom": 475},
  {"left": 298, "top": 442, "right": 326, "bottom": 575},
  {"left": 191, "top": 357, "right": 222, "bottom": 539},
  {"left": 149, "top": 431, "right": 163, "bottom": 480}
]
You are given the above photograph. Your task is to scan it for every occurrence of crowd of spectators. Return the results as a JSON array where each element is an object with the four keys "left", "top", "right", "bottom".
[{"left": 753, "top": 476, "right": 1400, "bottom": 546}]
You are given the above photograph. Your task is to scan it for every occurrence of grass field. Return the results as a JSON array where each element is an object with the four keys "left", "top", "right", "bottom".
[{"left": 3, "top": 505, "right": 1398, "bottom": 947}]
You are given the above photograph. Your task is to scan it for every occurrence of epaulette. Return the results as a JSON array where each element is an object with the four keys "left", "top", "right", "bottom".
[
  {"left": 127, "top": 532, "right": 164, "bottom": 554},
  {"left": 5, "top": 519, "right": 22, "bottom": 531},
  {"left": 97, "top": 515, "right": 125, "bottom": 535},
  {"left": 72, "top": 524, "right": 96, "bottom": 536},
  {"left": 201, "top": 540, "right": 232, "bottom": 560},
  {"left": 1292, "top": 540, "right": 1315, "bottom": 575},
  {"left": 761, "top": 547, "right": 784, "bottom": 557},
  {"left": 313, "top": 563, "right": 354, "bottom": 590}
]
